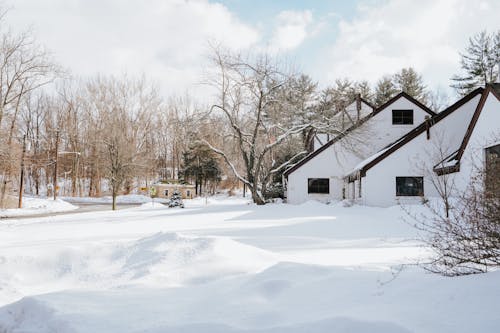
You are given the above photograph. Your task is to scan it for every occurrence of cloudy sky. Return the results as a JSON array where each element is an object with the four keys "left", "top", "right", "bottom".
[{"left": 4, "top": 0, "right": 500, "bottom": 100}]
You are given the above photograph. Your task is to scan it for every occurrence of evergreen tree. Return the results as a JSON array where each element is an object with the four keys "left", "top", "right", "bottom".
[
  {"left": 374, "top": 68, "right": 428, "bottom": 107},
  {"left": 180, "top": 141, "right": 221, "bottom": 195},
  {"left": 167, "top": 190, "right": 184, "bottom": 208},
  {"left": 354, "top": 80, "right": 374, "bottom": 104},
  {"left": 374, "top": 76, "right": 398, "bottom": 106},
  {"left": 393, "top": 67, "right": 427, "bottom": 103},
  {"left": 451, "top": 30, "right": 500, "bottom": 96},
  {"left": 267, "top": 74, "right": 318, "bottom": 152}
]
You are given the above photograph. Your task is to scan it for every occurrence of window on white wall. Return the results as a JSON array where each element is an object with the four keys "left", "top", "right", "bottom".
[
  {"left": 308, "top": 178, "right": 329, "bottom": 194},
  {"left": 396, "top": 177, "right": 423, "bottom": 196},
  {"left": 485, "top": 144, "right": 500, "bottom": 195},
  {"left": 392, "top": 110, "right": 413, "bottom": 125},
  {"left": 485, "top": 144, "right": 500, "bottom": 161}
]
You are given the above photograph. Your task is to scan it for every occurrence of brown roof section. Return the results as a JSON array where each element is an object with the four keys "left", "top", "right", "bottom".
[
  {"left": 435, "top": 84, "right": 500, "bottom": 175},
  {"left": 350, "top": 87, "right": 484, "bottom": 178},
  {"left": 359, "top": 97, "right": 375, "bottom": 110},
  {"left": 284, "top": 92, "right": 431, "bottom": 177},
  {"left": 373, "top": 91, "right": 436, "bottom": 117}
]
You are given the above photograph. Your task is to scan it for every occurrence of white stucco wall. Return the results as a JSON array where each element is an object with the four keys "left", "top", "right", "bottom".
[
  {"left": 450, "top": 92, "right": 500, "bottom": 193},
  {"left": 287, "top": 96, "right": 433, "bottom": 204},
  {"left": 360, "top": 94, "right": 481, "bottom": 207}
]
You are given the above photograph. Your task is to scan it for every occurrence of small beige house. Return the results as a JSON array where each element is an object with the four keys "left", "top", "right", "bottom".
[{"left": 152, "top": 181, "right": 196, "bottom": 199}]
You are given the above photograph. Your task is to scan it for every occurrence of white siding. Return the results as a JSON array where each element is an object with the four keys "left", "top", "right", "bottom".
[
  {"left": 450, "top": 92, "right": 500, "bottom": 193},
  {"left": 360, "top": 94, "right": 481, "bottom": 207}
]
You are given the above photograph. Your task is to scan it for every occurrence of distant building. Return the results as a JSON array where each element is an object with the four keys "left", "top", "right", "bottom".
[{"left": 152, "top": 181, "right": 196, "bottom": 200}]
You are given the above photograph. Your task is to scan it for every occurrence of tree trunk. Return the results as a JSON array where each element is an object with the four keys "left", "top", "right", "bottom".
[
  {"left": 112, "top": 188, "right": 117, "bottom": 210},
  {"left": 250, "top": 185, "right": 265, "bottom": 205}
]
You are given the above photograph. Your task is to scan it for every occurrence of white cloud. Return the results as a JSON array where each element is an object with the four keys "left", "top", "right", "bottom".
[
  {"left": 323, "top": 0, "right": 500, "bottom": 93},
  {"left": 4, "top": 0, "right": 260, "bottom": 100},
  {"left": 270, "top": 10, "right": 313, "bottom": 52}
]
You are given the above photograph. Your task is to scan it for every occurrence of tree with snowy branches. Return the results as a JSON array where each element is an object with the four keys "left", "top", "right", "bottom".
[{"left": 204, "top": 46, "right": 337, "bottom": 205}]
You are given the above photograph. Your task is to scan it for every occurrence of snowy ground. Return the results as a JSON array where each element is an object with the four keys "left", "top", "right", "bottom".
[
  {"left": 0, "top": 197, "right": 78, "bottom": 218},
  {"left": 0, "top": 196, "right": 498, "bottom": 332},
  {"left": 61, "top": 194, "right": 169, "bottom": 205}
]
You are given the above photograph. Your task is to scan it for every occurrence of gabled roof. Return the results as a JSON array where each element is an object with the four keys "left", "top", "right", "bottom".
[
  {"left": 373, "top": 91, "right": 436, "bottom": 117},
  {"left": 284, "top": 92, "right": 431, "bottom": 177},
  {"left": 434, "top": 84, "right": 500, "bottom": 175},
  {"left": 347, "top": 87, "right": 485, "bottom": 179}
]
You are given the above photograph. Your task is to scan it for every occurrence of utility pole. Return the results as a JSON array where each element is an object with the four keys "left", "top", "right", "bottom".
[
  {"left": 18, "top": 134, "right": 27, "bottom": 208},
  {"left": 53, "top": 129, "right": 60, "bottom": 201}
]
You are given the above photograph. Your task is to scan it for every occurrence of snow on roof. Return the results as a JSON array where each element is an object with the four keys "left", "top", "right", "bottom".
[{"left": 346, "top": 131, "right": 413, "bottom": 178}]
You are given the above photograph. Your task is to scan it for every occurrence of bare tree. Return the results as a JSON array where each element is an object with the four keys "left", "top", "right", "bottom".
[
  {"left": 84, "top": 75, "right": 160, "bottom": 210},
  {"left": 203, "top": 47, "right": 327, "bottom": 204},
  {"left": 0, "top": 10, "right": 59, "bottom": 207}
]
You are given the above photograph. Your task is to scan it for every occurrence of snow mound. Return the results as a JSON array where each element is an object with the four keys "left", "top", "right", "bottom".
[
  {"left": 115, "top": 232, "right": 277, "bottom": 285},
  {"left": 0, "top": 232, "right": 277, "bottom": 304},
  {"left": 0, "top": 198, "right": 77, "bottom": 218},
  {"left": 139, "top": 201, "right": 165, "bottom": 209},
  {"left": 0, "top": 298, "right": 72, "bottom": 333}
]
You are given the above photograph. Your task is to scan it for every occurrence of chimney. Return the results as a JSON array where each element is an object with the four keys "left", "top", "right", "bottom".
[
  {"left": 356, "top": 93, "right": 361, "bottom": 122},
  {"left": 425, "top": 115, "right": 431, "bottom": 140}
]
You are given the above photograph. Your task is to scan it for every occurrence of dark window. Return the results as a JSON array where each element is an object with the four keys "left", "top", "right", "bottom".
[
  {"left": 392, "top": 110, "right": 413, "bottom": 125},
  {"left": 308, "top": 178, "right": 329, "bottom": 194},
  {"left": 396, "top": 177, "right": 424, "bottom": 196},
  {"left": 485, "top": 144, "right": 500, "bottom": 196},
  {"left": 164, "top": 190, "right": 169, "bottom": 196},
  {"left": 485, "top": 144, "right": 500, "bottom": 160},
  {"left": 187, "top": 190, "right": 191, "bottom": 197}
]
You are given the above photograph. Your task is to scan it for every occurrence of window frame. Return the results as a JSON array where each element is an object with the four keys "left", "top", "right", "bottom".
[
  {"left": 392, "top": 109, "right": 414, "bottom": 125},
  {"left": 395, "top": 177, "right": 424, "bottom": 197},
  {"left": 307, "top": 178, "right": 330, "bottom": 194},
  {"left": 485, "top": 144, "right": 500, "bottom": 160}
]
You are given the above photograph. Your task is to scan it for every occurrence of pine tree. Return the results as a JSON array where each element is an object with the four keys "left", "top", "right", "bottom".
[
  {"left": 374, "top": 76, "right": 398, "bottom": 106},
  {"left": 393, "top": 67, "right": 427, "bottom": 103},
  {"left": 167, "top": 190, "right": 184, "bottom": 208},
  {"left": 451, "top": 30, "right": 500, "bottom": 96},
  {"left": 180, "top": 141, "right": 221, "bottom": 195},
  {"left": 354, "top": 80, "right": 374, "bottom": 104}
]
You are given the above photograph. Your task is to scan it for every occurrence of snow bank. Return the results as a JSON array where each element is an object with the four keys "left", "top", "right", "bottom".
[
  {"left": 0, "top": 232, "right": 277, "bottom": 306},
  {"left": 61, "top": 194, "right": 165, "bottom": 204},
  {"left": 0, "top": 197, "right": 78, "bottom": 218}
]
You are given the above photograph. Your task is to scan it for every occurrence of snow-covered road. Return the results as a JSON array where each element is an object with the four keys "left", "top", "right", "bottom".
[{"left": 0, "top": 197, "right": 498, "bottom": 332}]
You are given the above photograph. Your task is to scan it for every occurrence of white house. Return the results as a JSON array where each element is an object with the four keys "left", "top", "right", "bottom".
[
  {"left": 284, "top": 92, "right": 435, "bottom": 204},
  {"left": 345, "top": 84, "right": 500, "bottom": 207}
]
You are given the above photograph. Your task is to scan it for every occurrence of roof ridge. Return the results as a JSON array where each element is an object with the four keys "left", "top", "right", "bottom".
[{"left": 373, "top": 91, "right": 435, "bottom": 117}]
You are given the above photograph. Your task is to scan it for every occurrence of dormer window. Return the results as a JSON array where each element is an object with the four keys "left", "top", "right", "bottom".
[{"left": 392, "top": 109, "right": 413, "bottom": 125}]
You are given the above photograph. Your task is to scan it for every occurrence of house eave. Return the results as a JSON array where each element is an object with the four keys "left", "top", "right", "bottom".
[{"left": 433, "top": 163, "right": 460, "bottom": 176}]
